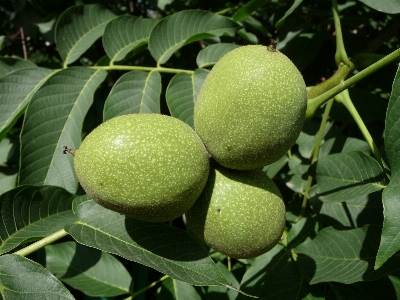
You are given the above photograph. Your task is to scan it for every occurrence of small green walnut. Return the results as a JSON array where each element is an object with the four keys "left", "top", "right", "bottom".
[
  {"left": 194, "top": 45, "right": 307, "bottom": 170},
  {"left": 71, "top": 114, "right": 210, "bottom": 222}
]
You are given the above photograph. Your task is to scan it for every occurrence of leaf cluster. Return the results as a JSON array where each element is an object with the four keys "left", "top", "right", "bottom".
[{"left": 0, "top": 0, "right": 400, "bottom": 299}]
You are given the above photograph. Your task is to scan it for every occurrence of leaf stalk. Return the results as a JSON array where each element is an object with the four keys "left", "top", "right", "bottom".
[
  {"left": 13, "top": 229, "right": 69, "bottom": 257},
  {"left": 306, "top": 48, "right": 400, "bottom": 120},
  {"left": 90, "top": 65, "right": 194, "bottom": 75}
]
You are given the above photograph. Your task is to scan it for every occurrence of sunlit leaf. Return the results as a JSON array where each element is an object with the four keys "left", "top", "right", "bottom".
[
  {"left": 311, "top": 151, "right": 385, "bottom": 202},
  {"left": 103, "top": 15, "right": 158, "bottom": 63},
  {"left": 45, "top": 241, "right": 133, "bottom": 297},
  {"left": 375, "top": 175, "right": 400, "bottom": 269},
  {"left": 0, "top": 57, "right": 36, "bottom": 78},
  {"left": 0, "top": 185, "right": 75, "bottom": 255},
  {"left": 103, "top": 71, "right": 161, "bottom": 121},
  {"left": 196, "top": 43, "right": 239, "bottom": 68},
  {"left": 310, "top": 191, "right": 383, "bottom": 228},
  {"left": 166, "top": 69, "right": 209, "bottom": 128},
  {"left": 55, "top": 4, "right": 116, "bottom": 66},
  {"left": 358, "top": 0, "right": 400, "bottom": 14},
  {"left": 262, "top": 154, "right": 289, "bottom": 179},
  {"left": 65, "top": 200, "right": 243, "bottom": 293},
  {"left": 0, "top": 254, "right": 74, "bottom": 299},
  {"left": 149, "top": 10, "right": 239, "bottom": 65},
  {"left": 19, "top": 67, "right": 107, "bottom": 193},
  {"left": 295, "top": 225, "right": 400, "bottom": 284},
  {"left": 0, "top": 68, "right": 53, "bottom": 141}
]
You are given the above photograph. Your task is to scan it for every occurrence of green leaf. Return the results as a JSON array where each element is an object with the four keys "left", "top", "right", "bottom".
[
  {"left": 149, "top": 10, "right": 239, "bottom": 65},
  {"left": 157, "top": 277, "right": 202, "bottom": 300},
  {"left": 319, "top": 135, "right": 370, "bottom": 158},
  {"left": 206, "top": 262, "right": 239, "bottom": 300},
  {"left": 0, "top": 57, "right": 36, "bottom": 78},
  {"left": 239, "top": 244, "right": 325, "bottom": 299},
  {"left": 296, "top": 120, "right": 334, "bottom": 159},
  {"left": 0, "top": 138, "right": 18, "bottom": 195},
  {"left": 103, "top": 15, "right": 158, "bottom": 64},
  {"left": 295, "top": 225, "right": 400, "bottom": 284},
  {"left": 45, "top": 241, "right": 133, "bottom": 297},
  {"left": 310, "top": 191, "right": 383, "bottom": 228},
  {"left": 375, "top": 174, "right": 400, "bottom": 269},
  {"left": 287, "top": 216, "right": 319, "bottom": 249},
  {"left": 262, "top": 154, "right": 289, "bottom": 179},
  {"left": 166, "top": 69, "right": 209, "bottom": 128},
  {"left": 325, "top": 284, "right": 369, "bottom": 300},
  {"left": 0, "top": 185, "right": 76, "bottom": 255},
  {"left": 353, "top": 270, "right": 400, "bottom": 299},
  {"left": 275, "top": 0, "right": 305, "bottom": 30},
  {"left": 233, "top": 0, "right": 268, "bottom": 22},
  {"left": 237, "top": 28, "right": 258, "bottom": 44},
  {"left": 358, "top": 0, "right": 400, "bottom": 14},
  {"left": 0, "top": 167, "right": 17, "bottom": 195},
  {"left": 237, "top": 244, "right": 290, "bottom": 299},
  {"left": 55, "top": 4, "right": 116, "bottom": 66},
  {"left": 103, "top": 71, "right": 161, "bottom": 121},
  {"left": 0, "top": 68, "right": 53, "bottom": 141},
  {"left": 19, "top": 67, "right": 107, "bottom": 193},
  {"left": 311, "top": 151, "right": 385, "bottom": 202},
  {"left": 65, "top": 200, "right": 242, "bottom": 292},
  {"left": 280, "top": 31, "right": 328, "bottom": 71},
  {"left": 196, "top": 43, "right": 239, "bottom": 68},
  {"left": 0, "top": 254, "right": 74, "bottom": 299},
  {"left": 385, "top": 65, "right": 400, "bottom": 174}
]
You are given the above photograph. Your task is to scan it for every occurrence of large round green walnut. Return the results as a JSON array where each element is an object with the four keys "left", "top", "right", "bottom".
[
  {"left": 73, "top": 114, "right": 210, "bottom": 222},
  {"left": 186, "top": 163, "right": 286, "bottom": 258},
  {"left": 194, "top": 45, "right": 307, "bottom": 170}
]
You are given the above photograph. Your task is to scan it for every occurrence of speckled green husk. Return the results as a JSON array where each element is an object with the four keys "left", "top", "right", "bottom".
[
  {"left": 186, "top": 164, "right": 286, "bottom": 258},
  {"left": 74, "top": 114, "right": 210, "bottom": 222},
  {"left": 194, "top": 45, "right": 307, "bottom": 170}
]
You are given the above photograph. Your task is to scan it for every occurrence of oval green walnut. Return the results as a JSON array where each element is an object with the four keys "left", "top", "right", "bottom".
[
  {"left": 194, "top": 45, "right": 307, "bottom": 170},
  {"left": 73, "top": 114, "right": 210, "bottom": 222},
  {"left": 186, "top": 164, "right": 286, "bottom": 258}
]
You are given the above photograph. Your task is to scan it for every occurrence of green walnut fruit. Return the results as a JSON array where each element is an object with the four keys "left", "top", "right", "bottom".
[
  {"left": 72, "top": 114, "right": 210, "bottom": 222},
  {"left": 186, "top": 163, "right": 286, "bottom": 258},
  {"left": 194, "top": 45, "right": 307, "bottom": 170}
]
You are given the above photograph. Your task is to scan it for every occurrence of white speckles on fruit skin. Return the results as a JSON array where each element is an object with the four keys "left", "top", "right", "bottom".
[
  {"left": 185, "top": 164, "right": 286, "bottom": 259},
  {"left": 74, "top": 114, "right": 210, "bottom": 222},
  {"left": 194, "top": 45, "right": 307, "bottom": 170}
]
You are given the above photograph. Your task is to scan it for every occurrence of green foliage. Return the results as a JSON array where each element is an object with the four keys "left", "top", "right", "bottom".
[{"left": 0, "top": 0, "right": 400, "bottom": 299}]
